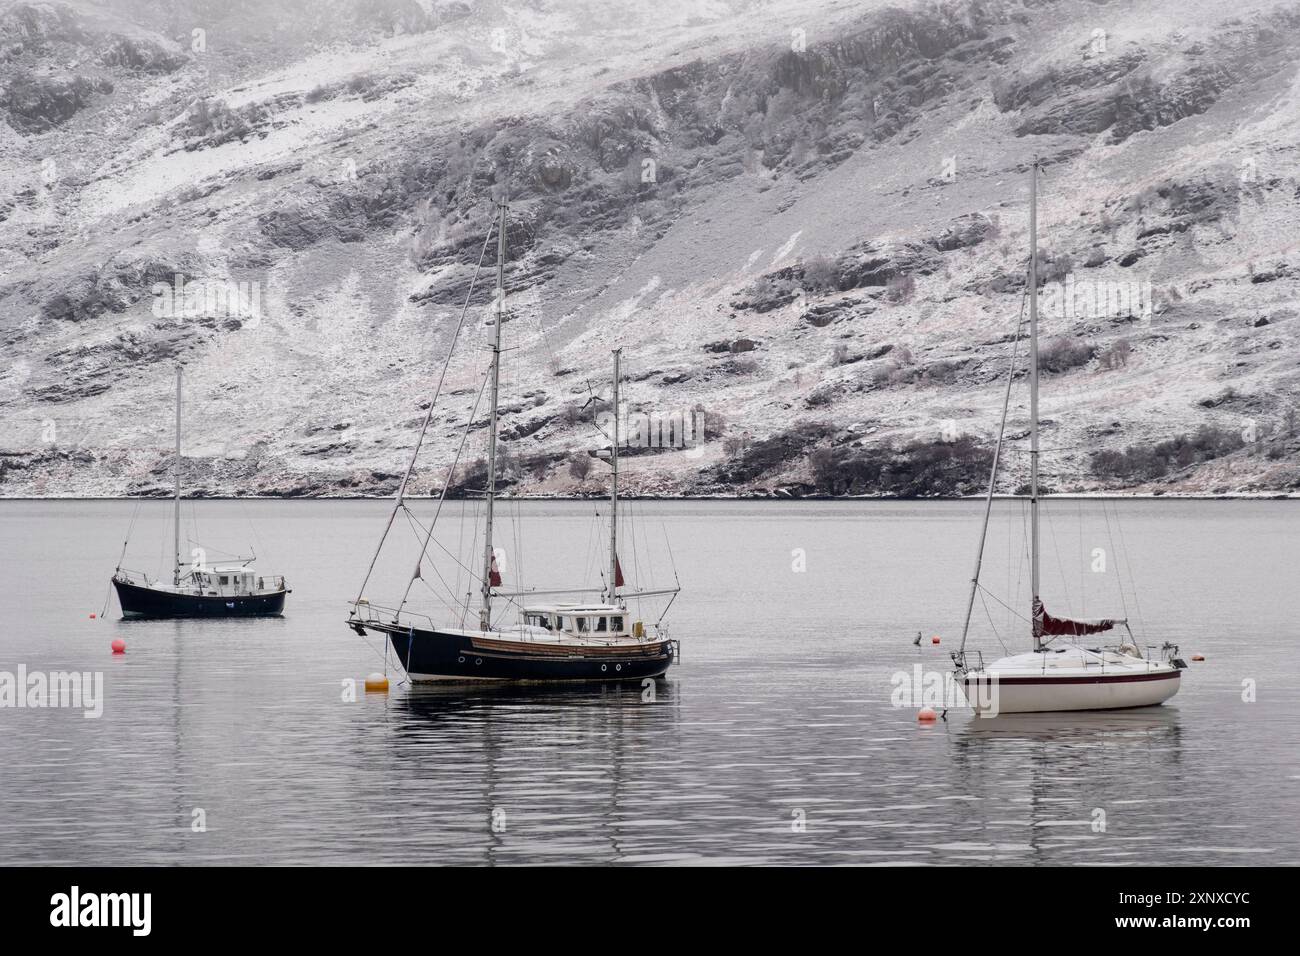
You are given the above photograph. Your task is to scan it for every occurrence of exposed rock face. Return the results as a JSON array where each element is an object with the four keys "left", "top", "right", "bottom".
[
  {"left": 2, "top": 0, "right": 1299, "bottom": 498},
  {"left": 4, "top": 71, "right": 113, "bottom": 131}
]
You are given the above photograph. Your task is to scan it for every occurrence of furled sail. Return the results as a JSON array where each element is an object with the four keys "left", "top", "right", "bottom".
[{"left": 1033, "top": 597, "right": 1116, "bottom": 637}]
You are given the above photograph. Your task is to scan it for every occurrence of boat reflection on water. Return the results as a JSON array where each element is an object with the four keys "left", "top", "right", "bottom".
[
  {"left": 381, "top": 680, "right": 683, "bottom": 864},
  {"left": 956, "top": 704, "right": 1184, "bottom": 743},
  {"left": 394, "top": 678, "right": 680, "bottom": 720},
  {"left": 944, "top": 706, "right": 1187, "bottom": 865}
]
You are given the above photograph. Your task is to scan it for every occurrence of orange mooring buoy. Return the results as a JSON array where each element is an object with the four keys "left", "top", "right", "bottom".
[
  {"left": 1191, "top": 654, "right": 1205, "bottom": 662},
  {"left": 364, "top": 672, "right": 389, "bottom": 693},
  {"left": 89, "top": 613, "right": 97, "bottom": 619},
  {"left": 111, "top": 638, "right": 126, "bottom": 654},
  {"left": 918, "top": 707, "right": 938, "bottom": 722},
  {"left": 931, "top": 635, "right": 941, "bottom": 645}
]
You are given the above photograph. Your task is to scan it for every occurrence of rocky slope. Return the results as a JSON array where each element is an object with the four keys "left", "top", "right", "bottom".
[{"left": 2, "top": 0, "right": 1299, "bottom": 498}]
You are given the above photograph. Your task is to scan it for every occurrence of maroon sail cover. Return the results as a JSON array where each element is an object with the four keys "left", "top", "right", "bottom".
[
  {"left": 488, "top": 554, "right": 502, "bottom": 587},
  {"left": 1033, "top": 597, "right": 1115, "bottom": 637},
  {"left": 614, "top": 556, "right": 625, "bottom": 588}
]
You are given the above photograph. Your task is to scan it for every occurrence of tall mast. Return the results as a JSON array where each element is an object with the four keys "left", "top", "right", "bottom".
[
  {"left": 173, "top": 364, "right": 182, "bottom": 586},
  {"left": 480, "top": 201, "right": 507, "bottom": 630},
  {"left": 608, "top": 348, "right": 621, "bottom": 603},
  {"left": 1029, "top": 158, "right": 1041, "bottom": 651}
]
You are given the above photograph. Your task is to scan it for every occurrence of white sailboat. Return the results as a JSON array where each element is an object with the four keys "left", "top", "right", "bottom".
[{"left": 952, "top": 160, "right": 1184, "bottom": 716}]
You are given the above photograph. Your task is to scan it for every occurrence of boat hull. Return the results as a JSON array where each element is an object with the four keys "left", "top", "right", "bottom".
[
  {"left": 371, "top": 622, "right": 674, "bottom": 683},
  {"left": 962, "top": 668, "right": 1180, "bottom": 716},
  {"left": 114, "top": 578, "right": 287, "bottom": 618}
]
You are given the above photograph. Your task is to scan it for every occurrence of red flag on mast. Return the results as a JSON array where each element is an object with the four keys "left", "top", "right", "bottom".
[
  {"left": 614, "top": 556, "right": 624, "bottom": 588},
  {"left": 489, "top": 554, "right": 502, "bottom": 587}
]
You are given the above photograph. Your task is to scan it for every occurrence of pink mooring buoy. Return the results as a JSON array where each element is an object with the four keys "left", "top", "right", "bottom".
[
  {"left": 931, "top": 635, "right": 941, "bottom": 644},
  {"left": 111, "top": 639, "right": 126, "bottom": 654}
]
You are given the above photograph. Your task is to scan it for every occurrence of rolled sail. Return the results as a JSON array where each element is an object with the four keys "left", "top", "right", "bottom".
[{"left": 1033, "top": 597, "right": 1117, "bottom": 637}]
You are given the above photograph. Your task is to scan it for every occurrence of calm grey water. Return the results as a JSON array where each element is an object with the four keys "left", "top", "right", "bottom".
[{"left": 1, "top": 499, "right": 1296, "bottom": 866}]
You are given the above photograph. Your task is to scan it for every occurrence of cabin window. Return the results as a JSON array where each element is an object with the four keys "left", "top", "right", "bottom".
[
  {"left": 595, "top": 617, "right": 607, "bottom": 632},
  {"left": 611, "top": 616, "right": 624, "bottom": 632},
  {"left": 576, "top": 617, "right": 589, "bottom": 632},
  {"left": 220, "top": 575, "right": 229, "bottom": 585},
  {"left": 557, "top": 617, "right": 567, "bottom": 631}
]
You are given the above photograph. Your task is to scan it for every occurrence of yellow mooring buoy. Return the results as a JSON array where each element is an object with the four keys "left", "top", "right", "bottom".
[{"left": 364, "top": 673, "right": 390, "bottom": 693}]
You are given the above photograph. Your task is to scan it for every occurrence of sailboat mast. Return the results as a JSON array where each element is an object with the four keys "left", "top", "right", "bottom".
[
  {"left": 173, "top": 365, "right": 182, "bottom": 587},
  {"left": 608, "top": 348, "right": 621, "bottom": 603},
  {"left": 1029, "top": 158, "right": 1042, "bottom": 651},
  {"left": 480, "top": 201, "right": 507, "bottom": 630}
]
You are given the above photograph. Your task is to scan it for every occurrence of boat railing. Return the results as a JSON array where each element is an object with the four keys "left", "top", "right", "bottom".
[
  {"left": 113, "top": 567, "right": 153, "bottom": 587},
  {"left": 350, "top": 601, "right": 438, "bottom": 631}
]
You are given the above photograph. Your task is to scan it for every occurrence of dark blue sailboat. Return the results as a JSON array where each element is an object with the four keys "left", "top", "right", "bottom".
[{"left": 110, "top": 366, "right": 289, "bottom": 619}]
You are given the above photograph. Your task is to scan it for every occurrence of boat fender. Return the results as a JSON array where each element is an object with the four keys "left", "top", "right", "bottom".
[
  {"left": 633, "top": 621, "right": 644, "bottom": 638},
  {"left": 364, "top": 673, "right": 389, "bottom": 693}
]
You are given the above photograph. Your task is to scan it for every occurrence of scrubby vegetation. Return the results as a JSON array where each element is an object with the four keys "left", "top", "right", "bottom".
[
  {"left": 810, "top": 436, "right": 992, "bottom": 496},
  {"left": 1098, "top": 338, "right": 1132, "bottom": 369},
  {"left": 711, "top": 422, "right": 832, "bottom": 484},
  {"left": 1090, "top": 426, "right": 1245, "bottom": 480},
  {"left": 1038, "top": 337, "right": 1094, "bottom": 373},
  {"left": 568, "top": 454, "right": 592, "bottom": 480}
]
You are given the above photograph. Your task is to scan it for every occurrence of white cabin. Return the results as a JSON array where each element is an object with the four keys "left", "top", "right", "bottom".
[
  {"left": 187, "top": 563, "right": 260, "bottom": 596},
  {"left": 520, "top": 603, "right": 640, "bottom": 639}
]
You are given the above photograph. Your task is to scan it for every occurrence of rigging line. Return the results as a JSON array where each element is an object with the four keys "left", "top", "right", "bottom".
[
  {"left": 1078, "top": 499, "right": 1085, "bottom": 618},
  {"left": 416, "top": 568, "right": 469, "bottom": 620},
  {"left": 113, "top": 497, "right": 143, "bottom": 571},
  {"left": 398, "top": 507, "right": 465, "bottom": 613},
  {"left": 662, "top": 519, "right": 681, "bottom": 588},
  {"left": 98, "top": 579, "right": 113, "bottom": 620},
  {"left": 1044, "top": 503, "right": 1072, "bottom": 612},
  {"left": 1106, "top": 499, "right": 1146, "bottom": 639},
  {"left": 1098, "top": 501, "right": 1129, "bottom": 623},
  {"left": 958, "top": 286, "right": 1026, "bottom": 657},
  {"left": 399, "top": 481, "right": 492, "bottom": 603},
  {"left": 977, "top": 583, "right": 1032, "bottom": 626},
  {"left": 351, "top": 215, "right": 497, "bottom": 611},
  {"left": 1114, "top": 503, "right": 1149, "bottom": 639},
  {"left": 978, "top": 588, "right": 1010, "bottom": 655},
  {"left": 396, "top": 357, "right": 494, "bottom": 615}
]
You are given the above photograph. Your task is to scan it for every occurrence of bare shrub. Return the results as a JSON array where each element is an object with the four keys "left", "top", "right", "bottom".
[
  {"left": 802, "top": 255, "right": 841, "bottom": 294},
  {"left": 568, "top": 454, "right": 592, "bottom": 480},
  {"left": 885, "top": 274, "right": 915, "bottom": 303},
  {"left": 1098, "top": 338, "right": 1132, "bottom": 370},
  {"left": 1038, "top": 337, "right": 1095, "bottom": 373}
]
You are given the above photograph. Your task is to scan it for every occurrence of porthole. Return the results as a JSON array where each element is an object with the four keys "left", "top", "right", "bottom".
[
  {"left": 458, "top": 656, "right": 465, "bottom": 663},
  {"left": 615, "top": 664, "right": 622, "bottom": 671},
  {"left": 475, "top": 658, "right": 482, "bottom": 665},
  {"left": 601, "top": 664, "right": 607, "bottom": 672}
]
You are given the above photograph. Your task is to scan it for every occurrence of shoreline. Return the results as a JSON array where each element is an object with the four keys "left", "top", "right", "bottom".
[{"left": 1, "top": 492, "right": 1295, "bottom": 502}]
